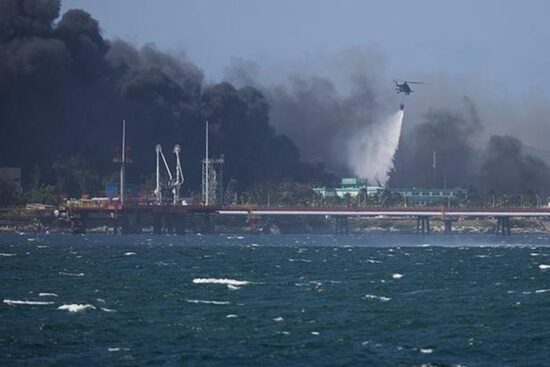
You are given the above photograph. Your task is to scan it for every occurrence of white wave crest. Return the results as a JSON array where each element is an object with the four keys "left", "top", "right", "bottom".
[
  {"left": 392, "top": 273, "right": 403, "bottom": 279},
  {"left": 364, "top": 294, "right": 391, "bottom": 302},
  {"left": 0, "top": 253, "right": 16, "bottom": 257},
  {"left": 108, "top": 347, "right": 130, "bottom": 352},
  {"left": 420, "top": 348, "right": 434, "bottom": 354},
  {"left": 100, "top": 307, "right": 116, "bottom": 312},
  {"left": 193, "top": 278, "right": 251, "bottom": 286},
  {"left": 4, "top": 299, "right": 54, "bottom": 306},
  {"left": 39, "top": 293, "right": 58, "bottom": 297},
  {"left": 289, "top": 258, "right": 312, "bottom": 263},
  {"left": 186, "top": 299, "right": 230, "bottom": 305},
  {"left": 57, "top": 304, "right": 96, "bottom": 312},
  {"left": 59, "top": 272, "right": 85, "bottom": 277},
  {"left": 124, "top": 252, "right": 136, "bottom": 256},
  {"left": 273, "top": 316, "right": 284, "bottom": 322},
  {"left": 535, "top": 289, "right": 550, "bottom": 293},
  {"left": 539, "top": 264, "right": 550, "bottom": 270}
]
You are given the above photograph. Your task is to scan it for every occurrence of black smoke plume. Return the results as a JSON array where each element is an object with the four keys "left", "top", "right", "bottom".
[{"left": 0, "top": 0, "right": 330, "bottom": 197}]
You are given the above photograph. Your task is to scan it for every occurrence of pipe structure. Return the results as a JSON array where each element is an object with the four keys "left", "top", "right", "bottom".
[
  {"left": 154, "top": 145, "right": 162, "bottom": 204},
  {"left": 154, "top": 144, "right": 174, "bottom": 205},
  {"left": 172, "top": 144, "right": 184, "bottom": 205}
]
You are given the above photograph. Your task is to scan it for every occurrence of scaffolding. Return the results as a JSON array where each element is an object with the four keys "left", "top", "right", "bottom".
[{"left": 202, "top": 155, "right": 224, "bottom": 205}]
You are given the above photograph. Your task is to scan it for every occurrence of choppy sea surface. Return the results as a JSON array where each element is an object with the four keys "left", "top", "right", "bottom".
[{"left": 1, "top": 233, "right": 549, "bottom": 366}]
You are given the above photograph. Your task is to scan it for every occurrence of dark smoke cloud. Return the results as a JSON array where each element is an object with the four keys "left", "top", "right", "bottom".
[
  {"left": 391, "top": 98, "right": 481, "bottom": 189},
  {"left": 0, "top": 0, "right": 329, "bottom": 197},
  {"left": 481, "top": 135, "right": 550, "bottom": 193}
]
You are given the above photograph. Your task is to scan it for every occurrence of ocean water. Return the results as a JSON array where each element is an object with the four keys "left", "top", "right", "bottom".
[{"left": 1, "top": 233, "right": 549, "bottom": 366}]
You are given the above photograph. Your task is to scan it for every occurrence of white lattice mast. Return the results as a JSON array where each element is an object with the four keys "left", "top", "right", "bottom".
[{"left": 204, "top": 120, "right": 209, "bottom": 205}]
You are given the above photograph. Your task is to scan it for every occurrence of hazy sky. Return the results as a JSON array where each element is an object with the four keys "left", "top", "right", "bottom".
[{"left": 62, "top": 0, "right": 550, "bottom": 94}]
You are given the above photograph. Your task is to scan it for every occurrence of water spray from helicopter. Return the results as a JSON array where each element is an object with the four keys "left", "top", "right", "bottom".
[{"left": 349, "top": 79, "right": 425, "bottom": 187}]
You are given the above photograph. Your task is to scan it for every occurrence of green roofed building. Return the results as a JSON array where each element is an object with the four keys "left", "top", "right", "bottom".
[
  {"left": 313, "top": 178, "right": 384, "bottom": 198},
  {"left": 389, "top": 187, "right": 466, "bottom": 206},
  {"left": 313, "top": 177, "right": 466, "bottom": 206}
]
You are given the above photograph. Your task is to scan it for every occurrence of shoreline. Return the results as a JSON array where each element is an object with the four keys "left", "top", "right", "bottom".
[{"left": 1, "top": 215, "right": 549, "bottom": 235}]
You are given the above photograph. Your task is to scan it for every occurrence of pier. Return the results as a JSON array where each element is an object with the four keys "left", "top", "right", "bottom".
[{"left": 65, "top": 203, "right": 550, "bottom": 235}]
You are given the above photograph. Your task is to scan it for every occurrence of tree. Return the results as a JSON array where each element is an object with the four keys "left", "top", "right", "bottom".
[{"left": 52, "top": 155, "right": 101, "bottom": 198}]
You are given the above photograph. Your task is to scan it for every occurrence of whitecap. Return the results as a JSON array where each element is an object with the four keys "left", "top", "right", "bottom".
[
  {"left": 0, "top": 253, "right": 16, "bottom": 257},
  {"left": 273, "top": 316, "right": 284, "bottom": 322},
  {"left": 364, "top": 294, "right": 391, "bottom": 302},
  {"left": 539, "top": 264, "right": 550, "bottom": 270},
  {"left": 227, "top": 284, "right": 241, "bottom": 290},
  {"left": 392, "top": 273, "right": 403, "bottom": 279},
  {"left": 124, "top": 252, "right": 136, "bottom": 256},
  {"left": 288, "top": 258, "right": 312, "bottom": 263},
  {"left": 38, "top": 293, "right": 58, "bottom": 297},
  {"left": 193, "top": 278, "right": 251, "bottom": 286},
  {"left": 226, "top": 314, "right": 238, "bottom": 318},
  {"left": 535, "top": 289, "right": 550, "bottom": 293},
  {"left": 366, "top": 259, "right": 381, "bottom": 264},
  {"left": 311, "top": 331, "right": 320, "bottom": 335},
  {"left": 108, "top": 347, "right": 129, "bottom": 352},
  {"left": 100, "top": 307, "right": 116, "bottom": 312},
  {"left": 4, "top": 299, "right": 54, "bottom": 306},
  {"left": 186, "top": 299, "right": 230, "bottom": 305},
  {"left": 59, "top": 272, "right": 85, "bottom": 277},
  {"left": 420, "top": 348, "right": 434, "bottom": 354},
  {"left": 96, "top": 298, "right": 106, "bottom": 303},
  {"left": 57, "top": 304, "right": 96, "bottom": 312}
]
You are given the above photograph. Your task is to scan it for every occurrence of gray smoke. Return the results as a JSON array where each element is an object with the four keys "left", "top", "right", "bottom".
[{"left": 226, "top": 51, "right": 550, "bottom": 193}]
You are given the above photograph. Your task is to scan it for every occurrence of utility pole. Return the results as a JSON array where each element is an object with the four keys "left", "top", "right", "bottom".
[
  {"left": 120, "top": 119, "right": 126, "bottom": 206},
  {"left": 432, "top": 150, "right": 437, "bottom": 188},
  {"left": 205, "top": 120, "right": 209, "bottom": 206}
]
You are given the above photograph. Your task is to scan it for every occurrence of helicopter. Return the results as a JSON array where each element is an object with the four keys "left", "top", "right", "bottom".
[{"left": 394, "top": 80, "right": 425, "bottom": 95}]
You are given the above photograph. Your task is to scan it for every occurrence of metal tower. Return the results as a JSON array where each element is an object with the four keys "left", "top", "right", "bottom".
[{"left": 201, "top": 120, "right": 224, "bottom": 205}]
